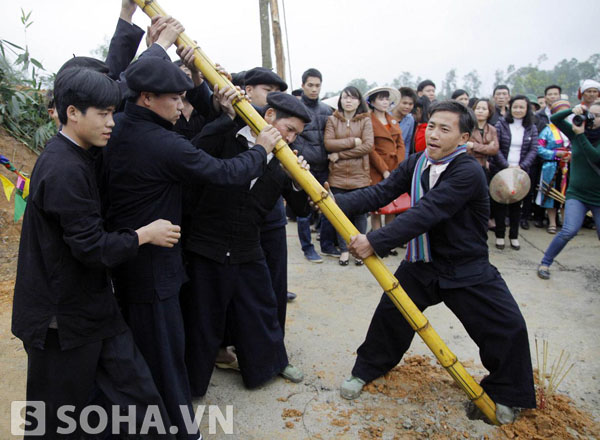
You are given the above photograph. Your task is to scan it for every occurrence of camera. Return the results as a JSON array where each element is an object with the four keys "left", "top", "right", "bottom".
[{"left": 572, "top": 111, "right": 596, "bottom": 130}]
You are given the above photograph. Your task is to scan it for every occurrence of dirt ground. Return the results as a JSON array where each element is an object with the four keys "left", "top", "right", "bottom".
[{"left": 0, "top": 130, "right": 599, "bottom": 439}]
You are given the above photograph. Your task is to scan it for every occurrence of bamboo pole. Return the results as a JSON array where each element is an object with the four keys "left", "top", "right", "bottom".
[{"left": 132, "top": 0, "right": 500, "bottom": 425}]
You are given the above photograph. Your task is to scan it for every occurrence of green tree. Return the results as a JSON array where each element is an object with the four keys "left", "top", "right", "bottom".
[
  {"left": 391, "top": 71, "right": 417, "bottom": 89},
  {"left": 346, "top": 78, "right": 378, "bottom": 94},
  {"left": 440, "top": 69, "right": 457, "bottom": 100},
  {"left": 91, "top": 36, "right": 110, "bottom": 60},
  {"left": 0, "top": 9, "right": 55, "bottom": 153},
  {"left": 462, "top": 70, "right": 482, "bottom": 97},
  {"left": 501, "top": 54, "right": 600, "bottom": 101}
]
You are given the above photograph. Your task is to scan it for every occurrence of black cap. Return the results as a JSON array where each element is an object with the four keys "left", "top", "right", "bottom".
[
  {"left": 231, "top": 71, "right": 246, "bottom": 87},
  {"left": 125, "top": 57, "right": 194, "bottom": 93},
  {"left": 266, "top": 91, "right": 311, "bottom": 123},
  {"left": 244, "top": 67, "right": 288, "bottom": 91},
  {"left": 57, "top": 56, "right": 110, "bottom": 76}
]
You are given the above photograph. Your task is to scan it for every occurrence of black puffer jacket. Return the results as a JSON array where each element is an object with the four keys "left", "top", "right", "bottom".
[{"left": 292, "top": 94, "right": 333, "bottom": 176}]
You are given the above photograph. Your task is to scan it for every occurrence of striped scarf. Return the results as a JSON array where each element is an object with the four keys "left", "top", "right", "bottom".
[{"left": 406, "top": 145, "right": 467, "bottom": 263}]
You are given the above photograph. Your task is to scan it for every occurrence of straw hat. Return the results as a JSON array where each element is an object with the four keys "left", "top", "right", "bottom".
[
  {"left": 322, "top": 94, "right": 339, "bottom": 110},
  {"left": 489, "top": 168, "right": 531, "bottom": 204},
  {"left": 364, "top": 86, "right": 401, "bottom": 108}
]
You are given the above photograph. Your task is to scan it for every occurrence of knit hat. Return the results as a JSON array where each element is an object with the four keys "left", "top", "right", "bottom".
[
  {"left": 550, "top": 100, "right": 570, "bottom": 114},
  {"left": 577, "top": 79, "right": 600, "bottom": 100}
]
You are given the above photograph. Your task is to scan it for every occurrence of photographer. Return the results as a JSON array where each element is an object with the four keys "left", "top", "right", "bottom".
[{"left": 537, "top": 101, "right": 600, "bottom": 279}]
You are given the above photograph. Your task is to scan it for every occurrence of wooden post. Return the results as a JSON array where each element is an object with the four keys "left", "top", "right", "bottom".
[
  {"left": 269, "top": 0, "right": 286, "bottom": 82},
  {"left": 259, "top": 0, "right": 272, "bottom": 69}
]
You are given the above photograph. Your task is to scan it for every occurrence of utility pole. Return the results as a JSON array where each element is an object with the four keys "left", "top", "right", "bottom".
[
  {"left": 269, "top": 0, "right": 286, "bottom": 82},
  {"left": 259, "top": 0, "right": 272, "bottom": 69}
]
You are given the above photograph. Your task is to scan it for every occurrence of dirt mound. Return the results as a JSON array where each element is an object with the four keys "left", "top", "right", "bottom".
[{"left": 336, "top": 355, "right": 600, "bottom": 439}]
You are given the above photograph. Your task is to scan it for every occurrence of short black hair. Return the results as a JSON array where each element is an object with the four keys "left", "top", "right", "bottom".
[
  {"left": 544, "top": 84, "right": 562, "bottom": 95},
  {"left": 417, "top": 79, "right": 436, "bottom": 92},
  {"left": 493, "top": 84, "right": 510, "bottom": 95},
  {"left": 291, "top": 88, "right": 303, "bottom": 97},
  {"left": 45, "top": 90, "right": 55, "bottom": 110},
  {"left": 399, "top": 87, "right": 417, "bottom": 104},
  {"left": 429, "top": 100, "right": 476, "bottom": 135},
  {"left": 54, "top": 68, "right": 121, "bottom": 125},
  {"left": 337, "top": 86, "right": 368, "bottom": 116},
  {"left": 302, "top": 68, "right": 322, "bottom": 85},
  {"left": 57, "top": 56, "right": 110, "bottom": 77},
  {"left": 504, "top": 95, "right": 535, "bottom": 127},
  {"left": 451, "top": 89, "right": 469, "bottom": 100}
]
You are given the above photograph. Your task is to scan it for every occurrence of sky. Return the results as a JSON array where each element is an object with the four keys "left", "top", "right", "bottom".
[{"left": 2, "top": 0, "right": 598, "bottom": 97}]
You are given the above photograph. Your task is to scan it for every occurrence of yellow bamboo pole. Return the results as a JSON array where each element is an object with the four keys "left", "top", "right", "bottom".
[{"left": 132, "top": 0, "right": 499, "bottom": 425}]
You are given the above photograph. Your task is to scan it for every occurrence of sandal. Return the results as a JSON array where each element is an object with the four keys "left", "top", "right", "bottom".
[
  {"left": 547, "top": 225, "right": 557, "bottom": 234},
  {"left": 354, "top": 258, "right": 364, "bottom": 266}
]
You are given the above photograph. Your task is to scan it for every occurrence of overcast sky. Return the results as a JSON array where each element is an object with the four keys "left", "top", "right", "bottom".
[{"left": 2, "top": 0, "right": 598, "bottom": 97}]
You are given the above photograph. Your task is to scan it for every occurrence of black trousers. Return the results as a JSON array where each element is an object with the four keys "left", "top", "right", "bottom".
[
  {"left": 121, "top": 296, "right": 199, "bottom": 440},
  {"left": 24, "top": 329, "right": 173, "bottom": 439},
  {"left": 260, "top": 226, "right": 288, "bottom": 336},
  {"left": 182, "top": 254, "right": 288, "bottom": 397},
  {"left": 352, "top": 262, "right": 536, "bottom": 408},
  {"left": 493, "top": 200, "right": 522, "bottom": 239}
]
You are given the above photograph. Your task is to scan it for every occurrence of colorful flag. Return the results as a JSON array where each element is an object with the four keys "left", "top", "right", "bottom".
[
  {"left": 0, "top": 174, "right": 15, "bottom": 201},
  {"left": 14, "top": 192, "right": 27, "bottom": 222}
]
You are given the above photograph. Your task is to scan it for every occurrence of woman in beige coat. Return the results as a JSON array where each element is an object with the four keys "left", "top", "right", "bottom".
[{"left": 324, "top": 86, "right": 374, "bottom": 265}]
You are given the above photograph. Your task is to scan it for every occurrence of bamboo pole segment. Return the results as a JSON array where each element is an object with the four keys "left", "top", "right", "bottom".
[{"left": 132, "top": 0, "right": 500, "bottom": 425}]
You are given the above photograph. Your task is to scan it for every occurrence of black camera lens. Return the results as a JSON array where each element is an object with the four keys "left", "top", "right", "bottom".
[{"left": 572, "top": 114, "right": 585, "bottom": 126}]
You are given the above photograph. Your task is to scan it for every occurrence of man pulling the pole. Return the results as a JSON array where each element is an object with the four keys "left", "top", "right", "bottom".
[
  {"left": 182, "top": 91, "right": 312, "bottom": 396},
  {"left": 333, "top": 101, "right": 536, "bottom": 424}
]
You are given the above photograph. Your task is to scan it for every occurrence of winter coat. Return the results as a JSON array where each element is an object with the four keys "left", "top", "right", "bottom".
[
  {"left": 324, "top": 111, "right": 374, "bottom": 189},
  {"left": 291, "top": 94, "right": 333, "bottom": 176},
  {"left": 369, "top": 112, "right": 405, "bottom": 185},
  {"left": 469, "top": 123, "right": 499, "bottom": 168},
  {"left": 491, "top": 118, "right": 538, "bottom": 174}
]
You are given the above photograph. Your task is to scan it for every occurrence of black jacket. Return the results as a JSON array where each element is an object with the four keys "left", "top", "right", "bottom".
[
  {"left": 491, "top": 118, "right": 539, "bottom": 174},
  {"left": 185, "top": 116, "right": 311, "bottom": 263},
  {"left": 102, "top": 103, "right": 268, "bottom": 303},
  {"left": 12, "top": 134, "right": 138, "bottom": 350},
  {"left": 105, "top": 18, "right": 144, "bottom": 83},
  {"left": 292, "top": 94, "right": 332, "bottom": 175},
  {"left": 336, "top": 152, "right": 494, "bottom": 288}
]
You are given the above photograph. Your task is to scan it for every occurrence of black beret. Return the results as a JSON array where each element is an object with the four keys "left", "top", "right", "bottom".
[
  {"left": 266, "top": 91, "right": 311, "bottom": 123},
  {"left": 244, "top": 67, "right": 288, "bottom": 92},
  {"left": 231, "top": 71, "right": 246, "bottom": 87},
  {"left": 125, "top": 57, "right": 194, "bottom": 93},
  {"left": 57, "top": 56, "right": 110, "bottom": 76}
]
